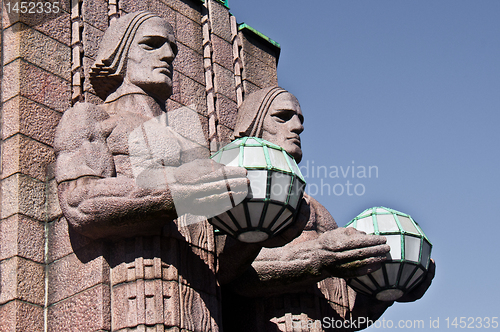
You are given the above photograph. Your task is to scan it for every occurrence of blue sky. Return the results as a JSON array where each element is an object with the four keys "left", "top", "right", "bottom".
[{"left": 229, "top": 0, "right": 500, "bottom": 328}]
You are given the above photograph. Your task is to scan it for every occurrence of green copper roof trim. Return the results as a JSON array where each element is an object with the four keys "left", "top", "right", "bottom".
[
  {"left": 214, "top": 0, "right": 229, "bottom": 9},
  {"left": 238, "top": 23, "right": 281, "bottom": 50},
  {"left": 198, "top": 0, "right": 229, "bottom": 9}
]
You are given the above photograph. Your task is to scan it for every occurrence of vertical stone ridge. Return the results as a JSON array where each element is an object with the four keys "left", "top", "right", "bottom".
[
  {"left": 71, "top": 0, "right": 84, "bottom": 103},
  {"left": 109, "top": 0, "right": 120, "bottom": 23},
  {"left": 202, "top": 0, "right": 218, "bottom": 153},
  {"left": 43, "top": 217, "right": 50, "bottom": 332},
  {"left": 43, "top": 157, "right": 52, "bottom": 332},
  {"left": 230, "top": 15, "right": 243, "bottom": 107},
  {"left": 0, "top": 0, "right": 4, "bottom": 218}
]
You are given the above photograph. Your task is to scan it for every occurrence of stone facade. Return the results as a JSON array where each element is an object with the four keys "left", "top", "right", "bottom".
[{"left": 0, "top": 0, "right": 279, "bottom": 330}]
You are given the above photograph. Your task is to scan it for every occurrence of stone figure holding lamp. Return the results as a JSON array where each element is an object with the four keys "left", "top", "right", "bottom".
[
  {"left": 54, "top": 10, "right": 434, "bottom": 331},
  {"left": 55, "top": 11, "right": 249, "bottom": 239},
  {"left": 219, "top": 87, "right": 436, "bottom": 331},
  {"left": 54, "top": 11, "right": 249, "bottom": 330}
]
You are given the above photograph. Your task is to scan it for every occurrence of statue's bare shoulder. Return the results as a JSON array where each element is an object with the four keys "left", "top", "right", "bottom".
[{"left": 54, "top": 102, "right": 115, "bottom": 184}]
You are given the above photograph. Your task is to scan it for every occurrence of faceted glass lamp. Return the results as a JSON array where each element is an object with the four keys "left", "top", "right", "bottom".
[
  {"left": 210, "top": 137, "right": 306, "bottom": 243},
  {"left": 345, "top": 207, "right": 432, "bottom": 301}
]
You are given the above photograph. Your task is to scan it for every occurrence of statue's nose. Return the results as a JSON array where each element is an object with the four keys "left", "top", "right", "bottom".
[
  {"left": 160, "top": 43, "right": 176, "bottom": 63},
  {"left": 290, "top": 115, "right": 304, "bottom": 134}
]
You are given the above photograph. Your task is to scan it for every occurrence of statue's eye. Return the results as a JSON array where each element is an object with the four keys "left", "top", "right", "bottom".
[
  {"left": 272, "top": 110, "right": 295, "bottom": 122},
  {"left": 140, "top": 36, "right": 167, "bottom": 50}
]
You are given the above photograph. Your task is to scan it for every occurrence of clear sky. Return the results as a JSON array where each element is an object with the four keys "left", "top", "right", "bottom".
[{"left": 229, "top": 0, "right": 500, "bottom": 329}]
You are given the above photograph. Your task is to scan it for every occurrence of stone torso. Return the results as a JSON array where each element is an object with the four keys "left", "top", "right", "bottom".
[{"left": 54, "top": 91, "right": 221, "bottom": 331}]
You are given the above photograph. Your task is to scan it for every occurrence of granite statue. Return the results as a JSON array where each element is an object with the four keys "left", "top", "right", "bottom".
[
  {"left": 54, "top": 11, "right": 250, "bottom": 330},
  {"left": 220, "top": 87, "right": 436, "bottom": 331}
]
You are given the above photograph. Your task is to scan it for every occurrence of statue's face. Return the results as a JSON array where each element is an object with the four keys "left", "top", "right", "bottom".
[
  {"left": 262, "top": 93, "right": 304, "bottom": 163},
  {"left": 124, "top": 17, "right": 177, "bottom": 100}
]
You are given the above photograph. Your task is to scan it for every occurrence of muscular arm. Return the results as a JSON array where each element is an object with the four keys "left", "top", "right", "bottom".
[
  {"left": 225, "top": 195, "right": 438, "bottom": 329},
  {"left": 228, "top": 229, "right": 389, "bottom": 297},
  {"left": 54, "top": 103, "right": 178, "bottom": 238},
  {"left": 226, "top": 196, "right": 389, "bottom": 297},
  {"left": 55, "top": 103, "right": 248, "bottom": 239},
  {"left": 58, "top": 176, "right": 177, "bottom": 238},
  {"left": 217, "top": 193, "right": 311, "bottom": 285}
]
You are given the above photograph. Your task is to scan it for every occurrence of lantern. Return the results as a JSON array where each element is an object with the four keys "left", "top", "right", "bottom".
[
  {"left": 209, "top": 137, "right": 306, "bottom": 243},
  {"left": 345, "top": 207, "right": 432, "bottom": 301}
]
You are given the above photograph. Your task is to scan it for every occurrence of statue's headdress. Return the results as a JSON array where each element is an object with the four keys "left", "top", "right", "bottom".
[
  {"left": 89, "top": 11, "right": 162, "bottom": 100},
  {"left": 232, "top": 87, "right": 288, "bottom": 140}
]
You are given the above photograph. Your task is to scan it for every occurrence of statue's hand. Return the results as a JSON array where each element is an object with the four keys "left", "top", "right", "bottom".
[
  {"left": 318, "top": 227, "right": 390, "bottom": 278},
  {"left": 170, "top": 159, "right": 249, "bottom": 217},
  {"left": 396, "top": 258, "right": 435, "bottom": 302}
]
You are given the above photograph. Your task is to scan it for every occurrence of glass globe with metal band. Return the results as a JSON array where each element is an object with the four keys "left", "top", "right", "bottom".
[
  {"left": 210, "top": 137, "right": 306, "bottom": 243},
  {"left": 345, "top": 207, "right": 432, "bottom": 301}
]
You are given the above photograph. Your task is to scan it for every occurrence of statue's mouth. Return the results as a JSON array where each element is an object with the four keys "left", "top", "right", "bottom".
[
  {"left": 156, "top": 67, "right": 172, "bottom": 77},
  {"left": 288, "top": 137, "right": 301, "bottom": 147}
]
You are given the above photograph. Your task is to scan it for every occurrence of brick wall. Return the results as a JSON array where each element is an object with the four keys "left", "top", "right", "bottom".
[{"left": 1, "top": 1, "right": 71, "bottom": 331}]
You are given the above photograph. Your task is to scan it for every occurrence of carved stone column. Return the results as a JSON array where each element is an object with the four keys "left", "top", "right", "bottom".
[{"left": 110, "top": 220, "right": 220, "bottom": 331}]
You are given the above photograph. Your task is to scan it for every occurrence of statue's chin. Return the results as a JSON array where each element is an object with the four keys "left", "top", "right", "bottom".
[{"left": 285, "top": 144, "right": 302, "bottom": 163}]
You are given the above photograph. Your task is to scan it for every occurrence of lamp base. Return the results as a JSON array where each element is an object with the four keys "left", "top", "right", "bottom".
[
  {"left": 237, "top": 231, "right": 269, "bottom": 243},
  {"left": 375, "top": 289, "right": 404, "bottom": 301}
]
